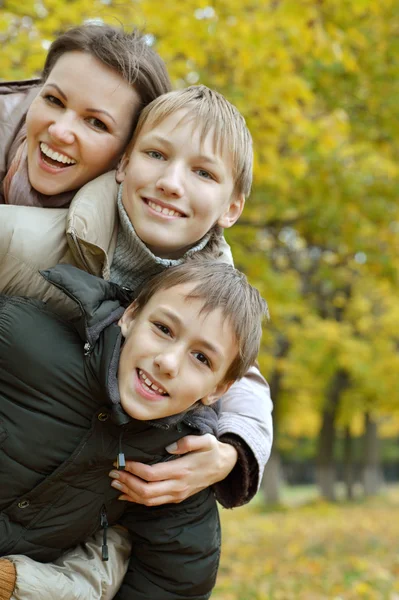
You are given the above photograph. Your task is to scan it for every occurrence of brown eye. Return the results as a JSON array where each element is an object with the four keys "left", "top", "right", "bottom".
[
  {"left": 154, "top": 322, "right": 171, "bottom": 336},
  {"left": 193, "top": 351, "right": 210, "bottom": 367},
  {"left": 44, "top": 94, "right": 64, "bottom": 108},
  {"left": 86, "top": 117, "right": 108, "bottom": 132}
]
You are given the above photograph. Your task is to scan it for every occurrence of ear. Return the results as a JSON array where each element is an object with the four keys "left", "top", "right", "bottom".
[
  {"left": 115, "top": 152, "right": 129, "bottom": 183},
  {"left": 217, "top": 193, "right": 245, "bottom": 229},
  {"left": 200, "top": 380, "right": 234, "bottom": 406},
  {"left": 118, "top": 301, "right": 138, "bottom": 337}
]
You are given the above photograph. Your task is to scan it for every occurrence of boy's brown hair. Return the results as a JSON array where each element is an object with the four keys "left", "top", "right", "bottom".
[
  {"left": 125, "top": 85, "right": 253, "bottom": 198},
  {"left": 132, "top": 260, "right": 268, "bottom": 383}
]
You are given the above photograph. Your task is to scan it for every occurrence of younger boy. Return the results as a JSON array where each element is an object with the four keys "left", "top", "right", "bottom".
[{"left": 0, "top": 260, "right": 268, "bottom": 599}]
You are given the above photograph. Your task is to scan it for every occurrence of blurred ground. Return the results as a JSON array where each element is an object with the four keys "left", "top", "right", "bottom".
[{"left": 213, "top": 485, "right": 399, "bottom": 600}]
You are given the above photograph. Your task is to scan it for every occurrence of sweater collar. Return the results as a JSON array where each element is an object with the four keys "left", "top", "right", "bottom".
[{"left": 109, "top": 184, "right": 212, "bottom": 291}]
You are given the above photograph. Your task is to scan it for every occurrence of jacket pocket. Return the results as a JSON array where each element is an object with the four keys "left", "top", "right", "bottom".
[{"left": 26, "top": 485, "right": 104, "bottom": 552}]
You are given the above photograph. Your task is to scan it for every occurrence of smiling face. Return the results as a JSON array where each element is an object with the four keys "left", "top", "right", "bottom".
[
  {"left": 117, "top": 282, "right": 237, "bottom": 421},
  {"left": 25, "top": 51, "right": 140, "bottom": 196},
  {"left": 116, "top": 108, "right": 245, "bottom": 259}
]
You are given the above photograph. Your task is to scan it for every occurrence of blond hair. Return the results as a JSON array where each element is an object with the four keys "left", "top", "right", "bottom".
[
  {"left": 126, "top": 85, "right": 253, "bottom": 198},
  {"left": 133, "top": 260, "right": 268, "bottom": 383}
]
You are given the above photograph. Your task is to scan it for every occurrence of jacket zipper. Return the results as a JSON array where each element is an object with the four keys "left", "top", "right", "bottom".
[
  {"left": 68, "top": 228, "right": 91, "bottom": 273},
  {"left": 100, "top": 505, "right": 109, "bottom": 561}
]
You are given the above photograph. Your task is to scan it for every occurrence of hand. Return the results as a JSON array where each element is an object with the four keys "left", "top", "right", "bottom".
[{"left": 109, "top": 434, "right": 238, "bottom": 506}]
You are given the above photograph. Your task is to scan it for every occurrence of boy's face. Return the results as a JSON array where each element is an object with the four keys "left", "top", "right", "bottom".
[
  {"left": 116, "top": 109, "right": 245, "bottom": 259},
  {"left": 117, "top": 282, "right": 237, "bottom": 421}
]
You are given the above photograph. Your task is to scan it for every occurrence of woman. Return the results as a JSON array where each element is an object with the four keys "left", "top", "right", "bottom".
[
  {"left": 0, "top": 23, "right": 273, "bottom": 600},
  {"left": 1, "top": 23, "right": 171, "bottom": 206}
]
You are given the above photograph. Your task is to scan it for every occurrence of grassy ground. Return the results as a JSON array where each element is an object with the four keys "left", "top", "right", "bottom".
[{"left": 213, "top": 485, "right": 399, "bottom": 600}]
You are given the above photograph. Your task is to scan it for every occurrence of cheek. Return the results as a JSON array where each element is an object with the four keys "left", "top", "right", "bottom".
[
  {"left": 81, "top": 138, "right": 123, "bottom": 173},
  {"left": 26, "top": 104, "right": 43, "bottom": 137},
  {"left": 126, "top": 161, "right": 145, "bottom": 190}
]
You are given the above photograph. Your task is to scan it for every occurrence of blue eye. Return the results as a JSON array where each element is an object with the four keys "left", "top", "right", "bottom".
[
  {"left": 195, "top": 169, "right": 214, "bottom": 180},
  {"left": 147, "top": 150, "right": 164, "bottom": 160}
]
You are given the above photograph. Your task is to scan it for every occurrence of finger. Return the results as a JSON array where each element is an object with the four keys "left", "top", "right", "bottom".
[
  {"left": 122, "top": 460, "right": 189, "bottom": 482},
  {"left": 166, "top": 433, "right": 217, "bottom": 455},
  {"left": 118, "top": 493, "right": 179, "bottom": 506},
  {"left": 110, "top": 470, "right": 185, "bottom": 500},
  {"left": 113, "top": 476, "right": 190, "bottom": 505}
]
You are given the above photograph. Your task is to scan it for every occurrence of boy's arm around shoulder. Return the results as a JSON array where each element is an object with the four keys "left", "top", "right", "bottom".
[
  {"left": 115, "top": 488, "right": 220, "bottom": 600},
  {"left": 6, "top": 527, "right": 131, "bottom": 600}
]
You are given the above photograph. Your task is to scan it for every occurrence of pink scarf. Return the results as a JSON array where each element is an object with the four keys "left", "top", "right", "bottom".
[{"left": 3, "top": 127, "right": 75, "bottom": 208}]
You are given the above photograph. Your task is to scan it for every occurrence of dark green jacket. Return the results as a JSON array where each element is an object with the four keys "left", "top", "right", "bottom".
[{"left": 0, "top": 265, "right": 221, "bottom": 599}]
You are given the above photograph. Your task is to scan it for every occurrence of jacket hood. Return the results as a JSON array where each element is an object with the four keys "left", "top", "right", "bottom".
[{"left": 41, "top": 264, "right": 133, "bottom": 346}]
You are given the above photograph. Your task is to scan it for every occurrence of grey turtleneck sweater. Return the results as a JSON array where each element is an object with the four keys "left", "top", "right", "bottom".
[{"left": 110, "top": 185, "right": 212, "bottom": 292}]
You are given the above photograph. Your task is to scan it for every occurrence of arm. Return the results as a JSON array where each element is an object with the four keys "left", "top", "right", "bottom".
[
  {"left": 109, "top": 364, "right": 273, "bottom": 508},
  {"left": 6, "top": 527, "right": 131, "bottom": 600},
  {"left": 214, "top": 364, "right": 273, "bottom": 505},
  {"left": 115, "top": 489, "right": 220, "bottom": 600}
]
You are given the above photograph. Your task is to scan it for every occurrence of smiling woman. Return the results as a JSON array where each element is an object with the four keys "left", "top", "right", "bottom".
[
  {"left": 25, "top": 51, "right": 139, "bottom": 197},
  {"left": 0, "top": 23, "right": 171, "bottom": 207}
]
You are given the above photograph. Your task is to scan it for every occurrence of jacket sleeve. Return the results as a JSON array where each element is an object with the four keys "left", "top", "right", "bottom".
[
  {"left": 8, "top": 527, "right": 131, "bottom": 600},
  {"left": 214, "top": 365, "right": 273, "bottom": 507},
  {"left": 116, "top": 489, "right": 220, "bottom": 600},
  {"left": 0, "top": 81, "right": 40, "bottom": 192},
  {"left": 0, "top": 205, "right": 79, "bottom": 316}
]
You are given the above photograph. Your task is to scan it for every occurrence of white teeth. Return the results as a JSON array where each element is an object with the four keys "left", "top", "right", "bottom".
[
  {"left": 148, "top": 200, "right": 181, "bottom": 217},
  {"left": 40, "top": 142, "right": 76, "bottom": 165},
  {"left": 138, "top": 369, "right": 167, "bottom": 395}
]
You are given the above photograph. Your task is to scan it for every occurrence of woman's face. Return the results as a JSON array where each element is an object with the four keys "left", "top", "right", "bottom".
[{"left": 26, "top": 51, "right": 140, "bottom": 196}]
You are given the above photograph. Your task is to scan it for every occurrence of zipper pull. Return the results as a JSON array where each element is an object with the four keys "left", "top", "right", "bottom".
[
  {"left": 117, "top": 432, "right": 126, "bottom": 470},
  {"left": 100, "top": 506, "right": 109, "bottom": 561},
  {"left": 83, "top": 341, "right": 92, "bottom": 356},
  {"left": 117, "top": 452, "right": 126, "bottom": 469}
]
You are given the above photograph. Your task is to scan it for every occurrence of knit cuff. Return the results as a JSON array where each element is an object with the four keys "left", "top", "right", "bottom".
[
  {"left": 0, "top": 559, "right": 16, "bottom": 600},
  {"left": 213, "top": 434, "right": 257, "bottom": 508}
]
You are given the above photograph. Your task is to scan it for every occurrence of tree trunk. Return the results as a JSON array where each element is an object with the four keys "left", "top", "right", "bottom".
[
  {"left": 316, "top": 409, "right": 337, "bottom": 501},
  {"left": 262, "top": 447, "right": 283, "bottom": 504},
  {"left": 363, "top": 413, "right": 383, "bottom": 496},
  {"left": 316, "top": 369, "right": 349, "bottom": 502},
  {"left": 343, "top": 426, "right": 354, "bottom": 501},
  {"left": 261, "top": 335, "right": 289, "bottom": 505}
]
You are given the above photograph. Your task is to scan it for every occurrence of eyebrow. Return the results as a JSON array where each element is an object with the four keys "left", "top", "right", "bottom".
[
  {"left": 44, "top": 83, "right": 116, "bottom": 124},
  {"left": 159, "top": 308, "right": 224, "bottom": 358}
]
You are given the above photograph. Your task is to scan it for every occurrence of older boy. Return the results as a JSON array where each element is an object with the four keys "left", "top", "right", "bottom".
[
  {"left": 0, "top": 260, "right": 267, "bottom": 600},
  {"left": 0, "top": 85, "right": 272, "bottom": 598}
]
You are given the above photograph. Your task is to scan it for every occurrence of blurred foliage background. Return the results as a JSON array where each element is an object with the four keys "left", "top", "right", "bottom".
[{"left": 2, "top": 1, "right": 399, "bottom": 596}]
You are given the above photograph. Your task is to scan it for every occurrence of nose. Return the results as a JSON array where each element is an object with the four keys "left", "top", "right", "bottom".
[
  {"left": 48, "top": 112, "right": 76, "bottom": 145},
  {"left": 154, "top": 347, "right": 182, "bottom": 378},
  {"left": 156, "top": 162, "right": 184, "bottom": 198}
]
